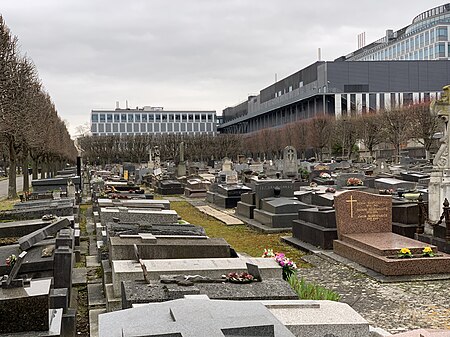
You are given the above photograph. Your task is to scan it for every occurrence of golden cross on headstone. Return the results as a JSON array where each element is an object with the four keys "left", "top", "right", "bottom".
[{"left": 346, "top": 195, "right": 357, "bottom": 218}]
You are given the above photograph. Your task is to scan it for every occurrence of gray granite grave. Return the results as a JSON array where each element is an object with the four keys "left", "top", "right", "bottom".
[
  {"left": 18, "top": 218, "right": 70, "bottom": 251},
  {"left": 236, "top": 192, "right": 256, "bottom": 219},
  {"left": 97, "top": 198, "right": 170, "bottom": 210},
  {"left": 253, "top": 197, "right": 310, "bottom": 231},
  {"left": 184, "top": 178, "right": 209, "bottom": 198},
  {"left": 251, "top": 179, "right": 294, "bottom": 209},
  {"left": 121, "top": 278, "right": 298, "bottom": 308},
  {"left": 106, "top": 221, "right": 206, "bottom": 237},
  {"left": 287, "top": 207, "right": 337, "bottom": 250},
  {"left": 111, "top": 257, "right": 281, "bottom": 296},
  {"left": 214, "top": 184, "right": 251, "bottom": 208},
  {"left": 100, "top": 208, "right": 178, "bottom": 226},
  {"left": 0, "top": 204, "right": 74, "bottom": 222},
  {"left": 374, "top": 177, "right": 417, "bottom": 191},
  {"left": 109, "top": 235, "right": 233, "bottom": 260},
  {"left": 156, "top": 180, "right": 184, "bottom": 195},
  {"left": 99, "top": 295, "right": 295, "bottom": 337},
  {"left": 0, "top": 216, "right": 74, "bottom": 238}
]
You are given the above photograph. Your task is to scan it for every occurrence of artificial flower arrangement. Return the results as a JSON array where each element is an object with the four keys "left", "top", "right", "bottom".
[
  {"left": 347, "top": 177, "right": 363, "bottom": 186},
  {"left": 319, "top": 172, "right": 332, "bottom": 179},
  {"left": 397, "top": 247, "right": 435, "bottom": 258},
  {"left": 6, "top": 254, "right": 17, "bottom": 268},
  {"left": 263, "top": 249, "right": 297, "bottom": 280},
  {"left": 398, "top": 248, "right": 413, "bottom": 258},
  {"left": 325, "top": 187, "right": 336, "bottom": 193},
  {"left": 225, "top": 272, "right": 254, "bottom": 283}
]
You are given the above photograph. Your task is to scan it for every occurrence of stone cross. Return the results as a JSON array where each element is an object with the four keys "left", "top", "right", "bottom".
[
  {"left": 3, "top": 251, "right": 27, "bottom": 288},
  {"left": 346, "top": 195, "right": 357, "bottom": 218},
  {"left": 179, "top": 142, "right": 185, "bottom": 163},
  {"left": 287, "top": 148, "right": 295, "bottom": 162}
]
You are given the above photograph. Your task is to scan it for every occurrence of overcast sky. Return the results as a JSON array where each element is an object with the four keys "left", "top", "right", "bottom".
[{"left": 1, "top": 1, "right": 446, "bottom": 136}]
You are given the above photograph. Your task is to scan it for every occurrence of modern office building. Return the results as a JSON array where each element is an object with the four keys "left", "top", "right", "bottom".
[
  {"left": 343, "top": 4, "right": 450, "bottom": 61},
  {"left": 219, "top": 60, "right": 450, "bottom": 134},
  {"left": 219, "top": 4, "right": 450, "bottom": 134},
  {"left": 90, "top": 106, "right": 217, "bottom": 136}
]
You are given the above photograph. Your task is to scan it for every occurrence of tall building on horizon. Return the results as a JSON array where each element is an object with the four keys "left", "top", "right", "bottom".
[
  {"left": 342, "top": 4, "right": 450, "bottom": 61},
  {"left": 219, "top": 4, "right": 450, "bottom": 135},
  {"left": 90, "top": 106, "right": 217, "bottom": 136}
]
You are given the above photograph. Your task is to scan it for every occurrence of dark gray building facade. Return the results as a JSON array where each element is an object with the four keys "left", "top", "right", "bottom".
[{"left": 219, "top": 60, "right": 450, "bottom": 134}]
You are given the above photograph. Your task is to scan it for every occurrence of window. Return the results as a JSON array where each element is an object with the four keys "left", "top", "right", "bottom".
[
  {"left": 207, "top": 114, "right": 212, "bottom": 122},
  {"left": 161, "top": 124, "right": 166, "bottom": 132},
  {"left": 431, "top": 29, "right": 435, "bottom": 43},
  {"left": 99, "top": 114, "right": 105, "bottom": 122},
  {"left": 430, "top": 46, "right": 434, "bottom": 59},
  {"left": 113, "top": 123, "right": 118, "bottom": 132},
  {"left": 188, "top": 114, "right": 193, "bottom": 121},
  {"left": 114, "top": 114, "right": 120, "bottom": 122},
  {"left": 175, "top": 114, "right": 180, "bottom": 121},
  {"left": 419, "top": 49, "right": 423, "bottom": 59},
  {"left": 142, "top": 114, "right": 147, "bottom": 122},
  {"left": 182, "top": 114, "right": 187, "bottom": 121},
  {"left": 91, "top": 124, "right": 97, "bottom": 132},
  {"left": 162, "top": 114, "right": 167, "bottom": 121},
  {"left": 120, "top": 123, "right": 125, "bottom": 132},
  {"left": 169, "top": 114, "right": 174, "bottom": 122},
  {"left": 127, "top": 124, "right": 132, "bottom": 132},
  {"left": 195, "top": 114, "right": 200, "bottom": 121},
  {"left": 134, "top": 123, "right": 139, "bottom": 132},
  {"left": 106, "top": 124, "right": 111, "bottom": 132},
  {"left": 127, "top": 114, "right": 133, "bottom": 122},
  {"left": 106, "top": 114, "right": 112, "bottom": 123},
  {"left": 415, "top": 36, "right": 419, "bottom": 49},
  {"left": 420, "top": 33, "right": 424, "bottom": 48},
  {"left": 91, "top": 114, "right": 99, "bottom": 122},
  {"left": 121, "top": 114, "right": 127, "bottom": 122},
  {"left": 437, "top": 26, "right": 448, "bottom": 41},
  {"left": 149, "top": 114, "right": 154, "bottom": 122},
  {"left": 155, "top": 114, "right": 161, "bottom": 122},
  {"left": 425, "top": 47, "right": 429, "bottom": 59},
  {"left": 135, "top": 114, "right": 140, "bottom": 122},
  {"left": 98, "top": 124, "right": 105, "bottom": 132},
  {"left": 405, "top": 39, "right": 409, "bottom": 52},
  {"left": 425, "top": 31, "right": 429, "bottom": 45},
  {"left": 436, "top": 43, "right": 446, "bottom": 57},
  {"left": 201, "top": 114, "right": 206, "bottom": 121}
]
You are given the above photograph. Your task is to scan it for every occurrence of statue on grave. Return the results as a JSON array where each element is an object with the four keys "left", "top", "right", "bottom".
[{"left": 431, "top": 85, "right": 450, "bottom": 169}]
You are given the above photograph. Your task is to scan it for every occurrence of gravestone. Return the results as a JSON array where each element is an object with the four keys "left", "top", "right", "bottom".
[
  {"left": 252, "top": 179, "right": 294, "bottom": 209},
  {"left": 100, "top": 208, "right": 178, "bottom": 226},
  {"left": 334, "top": 190, "right": 391, "bottom": 239},
  {"left": 99, "top": 295, "right": 296, "bottom": 337},
  {"left": 333, "top": 190, "right": 450, "bottom": 276},
  {"left": 18, "top": 218, "right": 70, "bottom": 251},
  {"left": 335, "top": 173, "right": 366, "bottom": 189},
  {"left": 287, "top": 207, "right": 338, "bottom": 249},
  {"left": 283, "top": 146, "right": 298, "bottom": 178},
  {"left": 177, "top": 141, "right": 187, "bottom": 177}
]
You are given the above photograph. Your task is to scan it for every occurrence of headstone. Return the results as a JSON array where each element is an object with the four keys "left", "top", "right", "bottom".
[
  {"left": 18, "top": 218, "right": 70, "bottom": 251},
  {"left": 334, "top": 191, "right": 391, "bottom": 239},
  {"left": 283, "top": 146, "right": 298, "bottom": 178},
  {"left": 99, "top": 296, "right": 296, "bottom": 337}
]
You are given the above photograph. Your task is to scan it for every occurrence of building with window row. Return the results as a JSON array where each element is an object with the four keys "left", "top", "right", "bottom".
[
  {"left": 218, "top": 60, "right": 450, "bottom": 134},
  {"left": 218, "top": 4, "right": 450, "bottom": 135},
  {"left": 90, "top": 107, "right": 217, "bottom": 136},
  {"left": 343, "top": 4, "right": 450, "bottom": 61}
]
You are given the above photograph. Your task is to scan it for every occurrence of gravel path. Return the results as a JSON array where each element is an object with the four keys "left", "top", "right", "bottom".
[{"left": 298, "top": 254, "right": 450, "bottom": 334}]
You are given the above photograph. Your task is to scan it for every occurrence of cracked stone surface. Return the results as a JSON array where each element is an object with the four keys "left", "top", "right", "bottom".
[{"left": 298, "top": 254, "right": 450, "bottom": 334}]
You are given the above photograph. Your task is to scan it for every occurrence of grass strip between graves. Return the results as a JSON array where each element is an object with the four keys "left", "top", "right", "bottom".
[
  {"left": 170, "top": 201, "right": 309, "bottom": 268},
  {"left": 0, "top": 198, "right": 19, "bottom": 211}
]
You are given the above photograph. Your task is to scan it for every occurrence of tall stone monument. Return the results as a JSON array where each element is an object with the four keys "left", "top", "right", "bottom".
[
  {"left": 429, "top": 85, "right": 450, "bottom": 224},
  {"left": 177, "top": 142, "right": 187, "bottom": 177},
  {"left": 283, "top": 146, "right": 298, "bottom": 178}
]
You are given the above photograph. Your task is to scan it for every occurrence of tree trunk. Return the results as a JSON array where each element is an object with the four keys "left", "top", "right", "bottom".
[
  {"left": 8, "top": 139, "right": 17, "bottom": 199},
  {"left": 22, "top": 156, "right": 29, "bottom": 192},
  {"left": 32, "top": 159, "right": 38, "bottom": 180}
]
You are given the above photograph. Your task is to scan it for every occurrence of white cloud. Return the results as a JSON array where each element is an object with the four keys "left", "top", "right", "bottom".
[{"left": 1, "top": 0, "right": 445, "bottom": 136}]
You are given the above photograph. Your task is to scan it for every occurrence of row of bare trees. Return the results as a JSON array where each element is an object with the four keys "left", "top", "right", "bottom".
[
  {"left": 78, "top": 133, "right": 245, "bottom": 165},
  {"left": 243, "top": 103, "right": 442, "bottom": 162},
  {"left": 78, "top": 103, "right": 441, "bottom": 166},
  {"left": 0, "top": 16, "right": 77, "bottom": 198}
]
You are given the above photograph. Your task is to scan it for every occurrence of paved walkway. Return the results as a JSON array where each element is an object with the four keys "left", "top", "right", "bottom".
[
  {"left": 196, "top": 205, "right": 244, "bottom": 225},
  {"left": 298, "top": 254, "right": 450, "bottom": 334}
]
